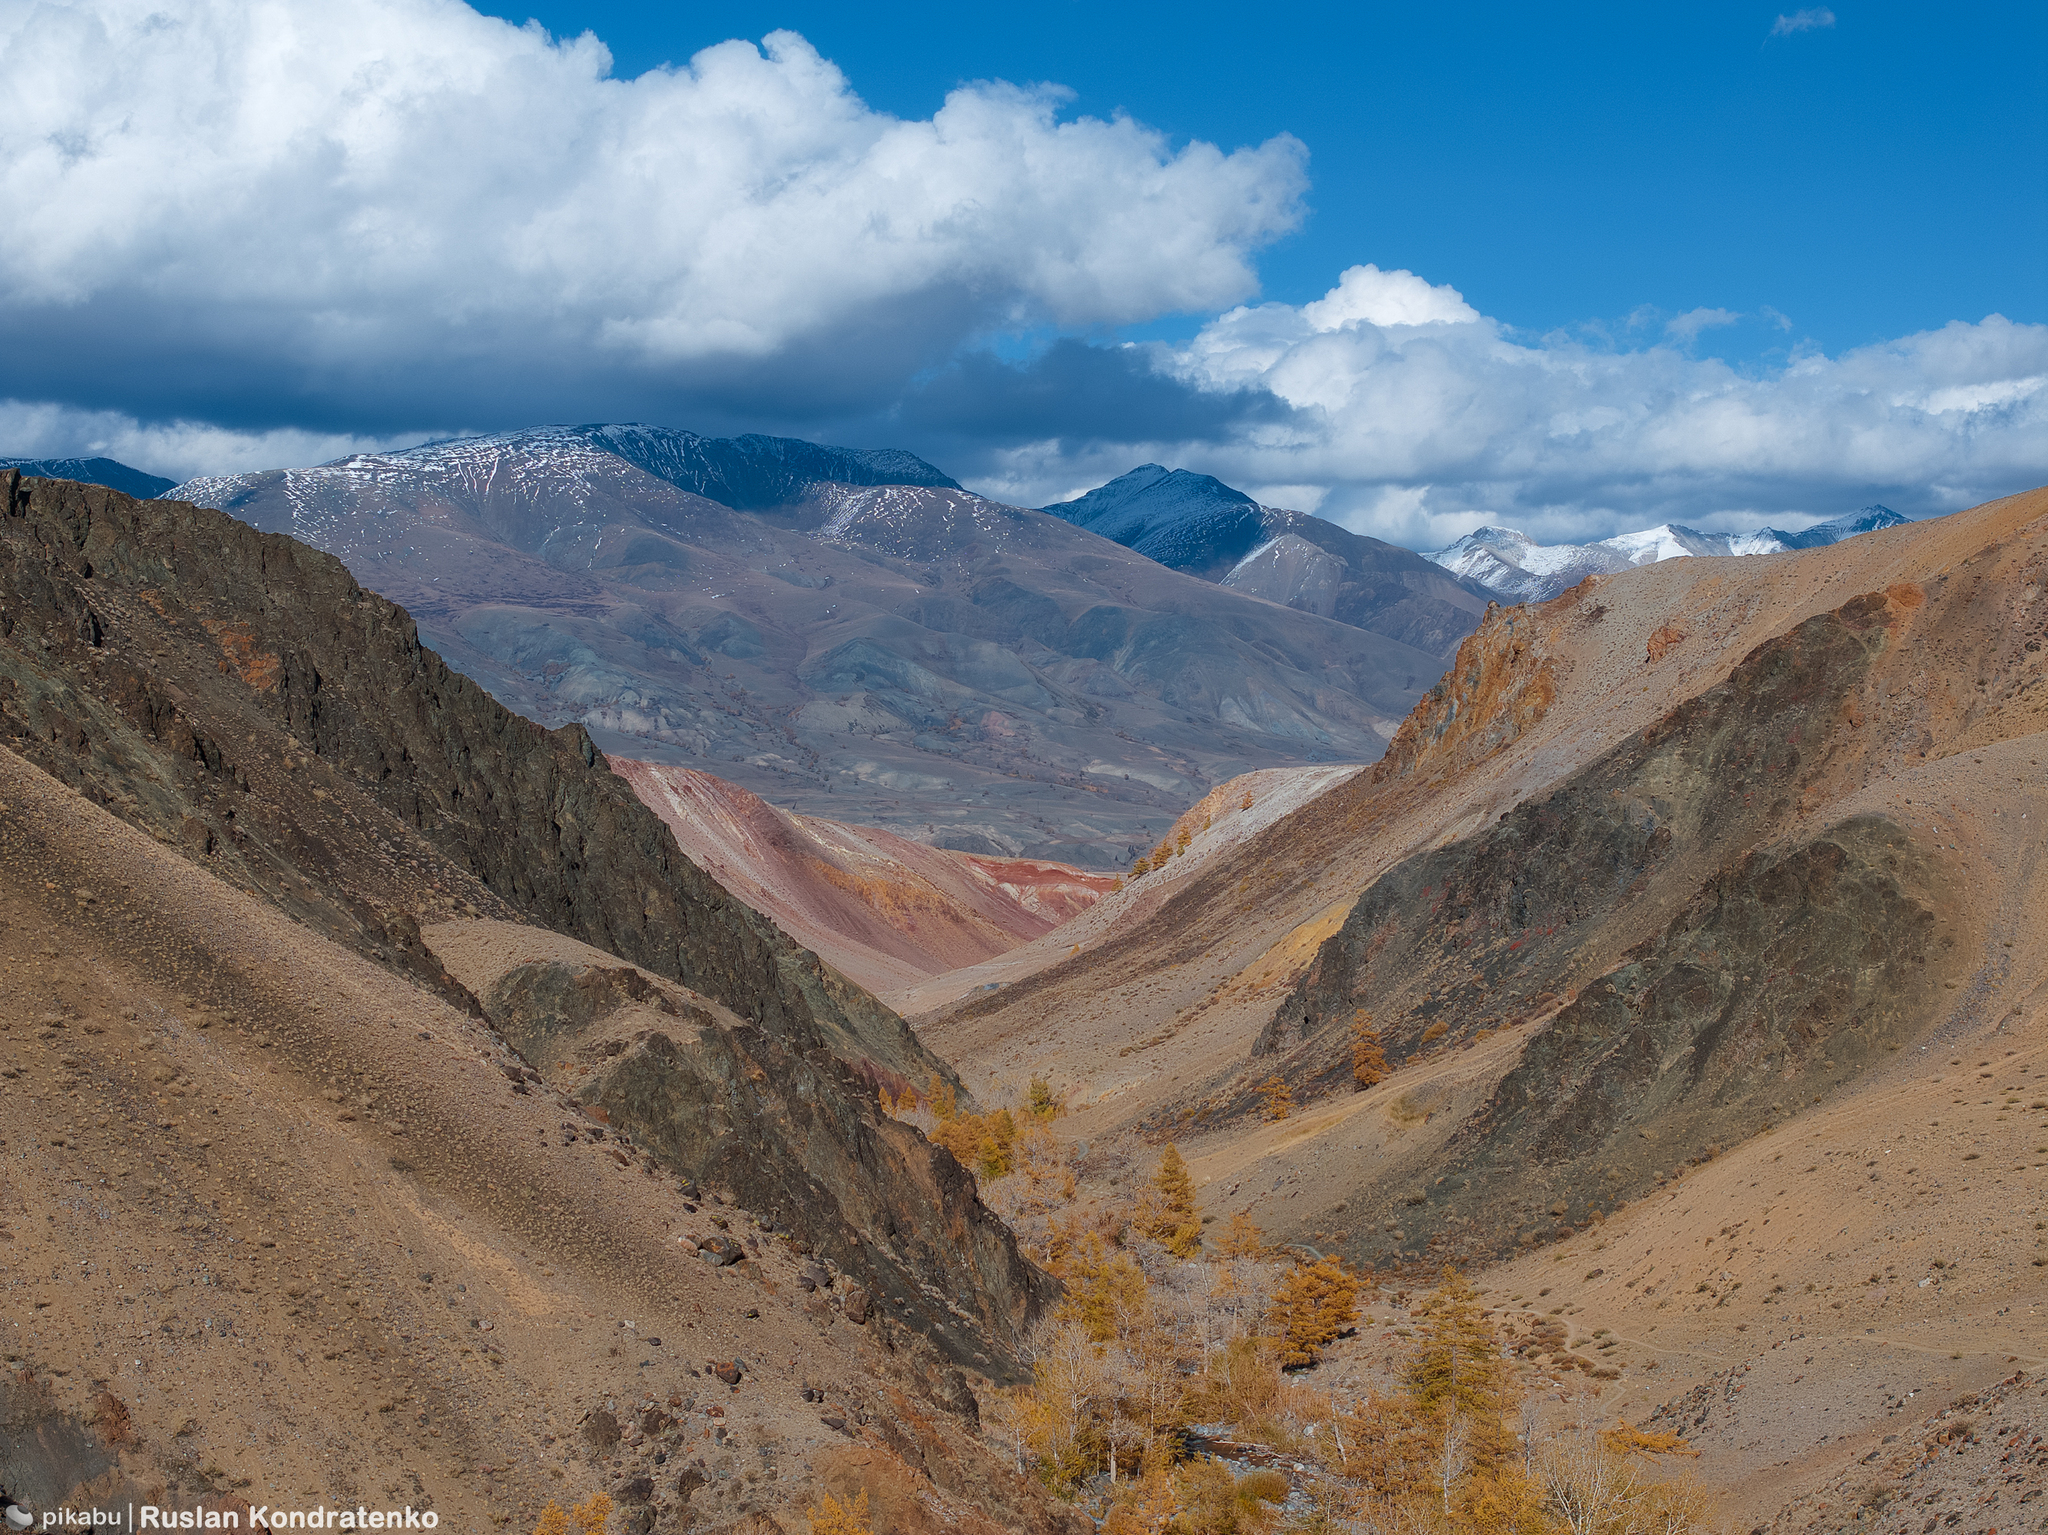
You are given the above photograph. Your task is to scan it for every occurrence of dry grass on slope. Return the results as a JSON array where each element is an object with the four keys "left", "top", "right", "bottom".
[
  {"left": 909, "top": 486, "right": 2048, "bottom": 1531},
  {"left": 1460, "top": 952, "right": 2045, "bottom": 1528}
]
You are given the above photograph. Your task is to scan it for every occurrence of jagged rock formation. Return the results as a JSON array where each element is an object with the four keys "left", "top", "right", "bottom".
[
  {"left": 1044, "top": 463, "right": 1493, "bottom": 657},
  {"left": 1369, "top": 597, "right": 1562, "bottom": 783},
  {"left": 0, "top": 468, "right": 1049, "bottom": 1369}
]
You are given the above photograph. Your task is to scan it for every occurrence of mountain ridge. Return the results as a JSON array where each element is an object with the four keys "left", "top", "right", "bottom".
[
  {"left": 0, "top": 467, "right": 1053, "bottom": 1376},
  {"left": 1, "top": 454, "right": 176, "bottom": 499},
  {"left": 1044, "top": 463, "right": 1494, "bottom": 657},
  {"left": 166, "top": 429, "right": 1446, "bottom": 867}
]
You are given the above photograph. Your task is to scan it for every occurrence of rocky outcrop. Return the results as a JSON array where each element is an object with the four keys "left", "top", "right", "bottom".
[
  {"left": 1403, "top": 813, "right": 1945, "bottom": 1258},
  {"left": 1370, "top": 596, "right": 1563, "bottom": 784}
]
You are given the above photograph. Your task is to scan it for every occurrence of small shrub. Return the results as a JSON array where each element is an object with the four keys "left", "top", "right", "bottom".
[
  {"left": 807, "top": 1488, "right": 873, "bottom": 1535},
  {"left": 1026, "top": 1075, "right": 1061, "bottom": 1121},
  {"left": 535, "top": 1494, "right": 612, "bottom": 1535},
  {"left": 1351, "top": 1012, "right": 1388, "bottom": 1090},
  {"left": 1257, "top": 1076, "right": 1293, "bottom": 1122}
]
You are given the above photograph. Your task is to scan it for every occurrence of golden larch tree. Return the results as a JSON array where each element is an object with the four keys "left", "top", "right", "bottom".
[
  {"left": 1351, "top": 1011, "right": 1389, "bottom": 1089},
  {"left": 1270, "top": 1254, "right": 1359, "bottom": 1367},
  {"left": 1058, "top": 1234, "right": 1151, "bottom": 1343},
  {"left": 1216, "top": 1210, "right": 1266, "bottom": 1257},
  {"left": 1136, "top": 1144, "right": 1202, "bottom": 1257},
  {"left": 806, "top": 1488, "right": 873, "bottom": 1535},
  {"left": 1407, "top": 1268, "right": 1508, "bottom": 1423}
]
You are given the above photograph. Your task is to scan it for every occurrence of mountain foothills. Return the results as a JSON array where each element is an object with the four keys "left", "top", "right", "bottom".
[
  {"left": 168, "top": 428, "right": 1452, "bottom": 870},
  {"left": 617, "top": 759, "right": 1116, "bottom": 1001},
  {"left": 0, "top": 471, "right": 1079, "bottom": 1531},
  {"left": 2, "top": 457, "right": 2045, "bottom": 1535}
]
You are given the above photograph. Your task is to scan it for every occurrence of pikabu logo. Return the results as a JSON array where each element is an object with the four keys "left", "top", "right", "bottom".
[{"left": 35, "top": 1510, "right": 438, "bottom": 1531}]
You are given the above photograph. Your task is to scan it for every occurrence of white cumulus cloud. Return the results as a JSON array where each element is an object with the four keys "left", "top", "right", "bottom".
[
  {"left": 0, "top": 0, "right": 1305, "bottom": 425},
  {"left": 1665, "top": 306, "right": 1742, "bottom": 343},
  {"left": 971, "top": 269, "right": 2048, "bottom": 549}
]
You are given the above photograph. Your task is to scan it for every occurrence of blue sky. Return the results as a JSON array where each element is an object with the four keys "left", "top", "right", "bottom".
[
  {"left": 476, "top": 0, "right": 2046, "bottom": 358},
  {"left": 1, "top": 0, "right": 2043, "bottom": 546}
]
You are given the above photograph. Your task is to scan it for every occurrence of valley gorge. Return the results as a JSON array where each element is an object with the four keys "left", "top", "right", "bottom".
[{"left": 1, "top": 462, "right": 2043, "bottom": 1535}]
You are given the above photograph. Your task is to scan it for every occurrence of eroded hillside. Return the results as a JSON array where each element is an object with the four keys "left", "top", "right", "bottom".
[{"left": 0, "top": 753, "right": 1076, "bottom": 1534}]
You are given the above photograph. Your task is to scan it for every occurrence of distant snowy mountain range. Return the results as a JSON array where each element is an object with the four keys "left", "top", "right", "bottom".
[
  {"left": 0, "top": 455, "right": 174, "bottom": 499},
  {"left": 1423, "top": 506, "right": 1908, "bottom": 603},
  {"left": 8, "top": 439, "right": 1912, "bottom": 618}
]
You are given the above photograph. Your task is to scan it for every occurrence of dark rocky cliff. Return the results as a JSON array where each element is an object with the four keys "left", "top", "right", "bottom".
[{"left": 0, "top": 469, "right": 1050, "bottom": 1365}]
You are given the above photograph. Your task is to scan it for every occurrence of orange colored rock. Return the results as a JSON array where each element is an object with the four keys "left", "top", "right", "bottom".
[
  {"left": 1643, "top": 622, "right": 1687, "bottom": 663},
  {"left": 1372, "top": 599, "right": 1560, "bottom": 784}
]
